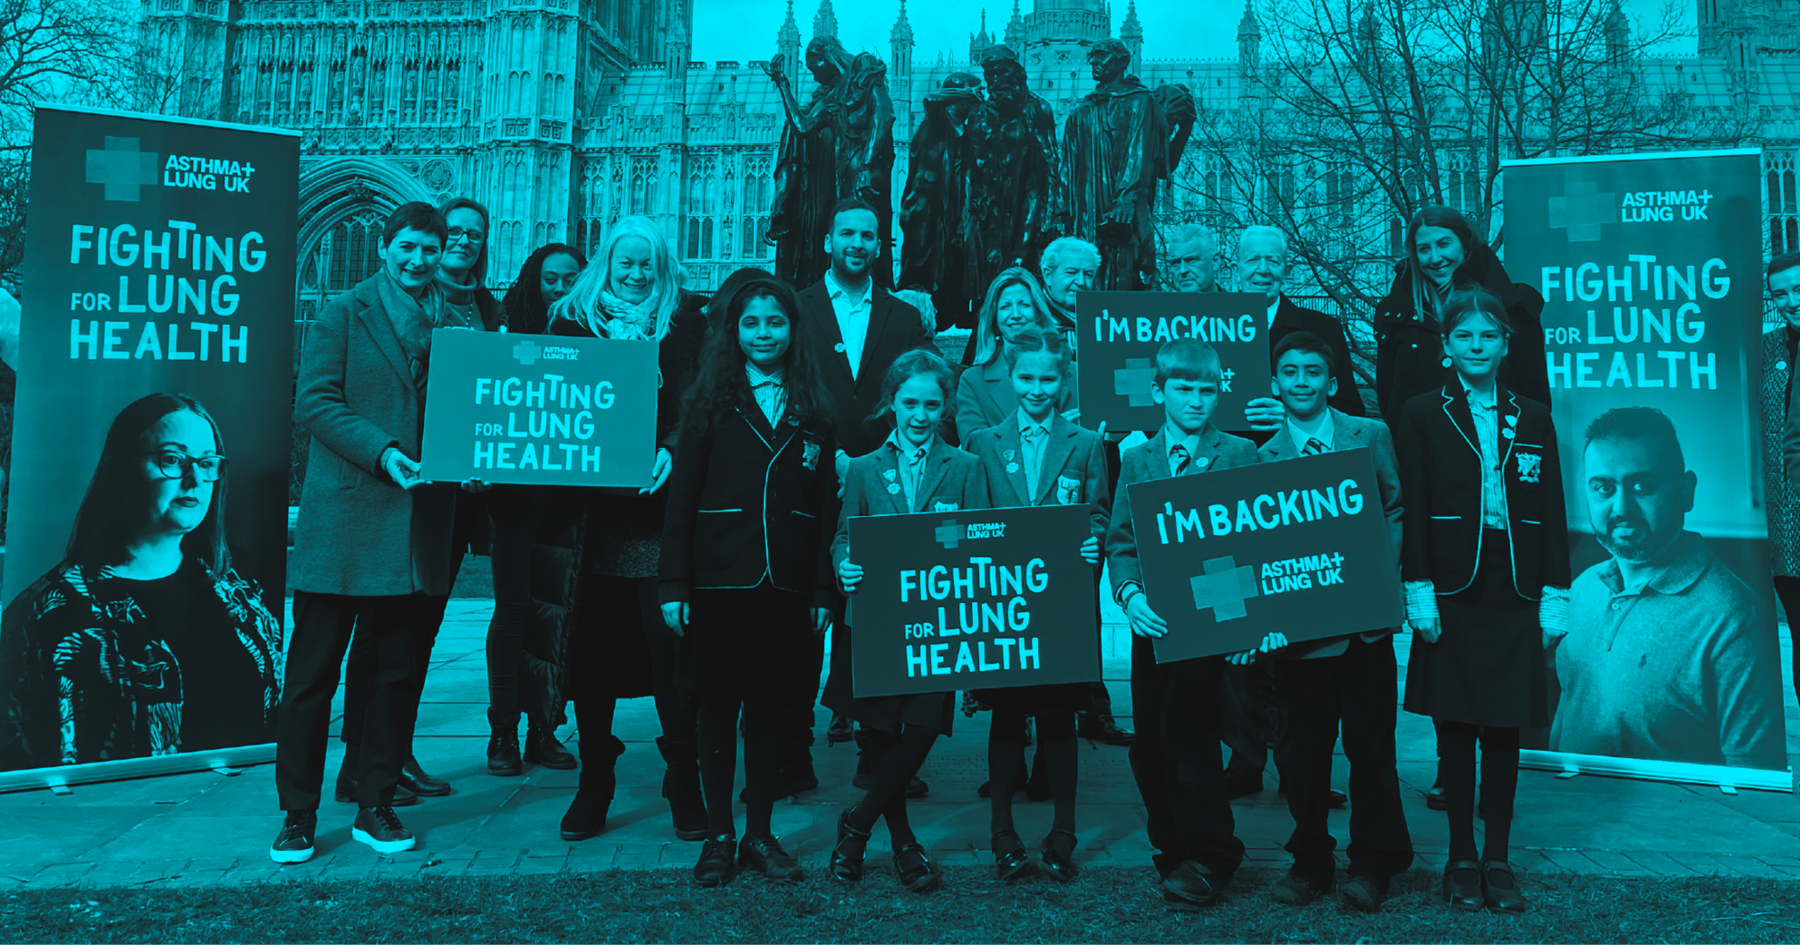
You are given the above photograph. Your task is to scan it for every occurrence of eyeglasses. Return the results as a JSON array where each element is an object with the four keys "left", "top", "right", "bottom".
[
  {"left": 145, "top": 451, "right": 229, "bottom": 482},
  {"left": 446, "top": 227, "right": 486, "bottom": 245}
]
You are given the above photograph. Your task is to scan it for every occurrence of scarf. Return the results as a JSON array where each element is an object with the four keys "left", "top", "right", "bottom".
[
  {"left": 377, "top": 269, "right": 453, "bottom": 388},
  {"left": 597, "top": 287, "right": 661, "bottom": 341},
  {"left": 434, "top": 271, "right": 482, "bottom": 332}
]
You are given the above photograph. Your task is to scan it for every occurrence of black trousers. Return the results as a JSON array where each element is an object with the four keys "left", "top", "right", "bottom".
[
  {"left": 1221, "top": 658, "right": 1287, "bottom": 784},
  {"left": 1127, "top": 635, "right": 1245, "bottom": 879},
  {"left": 276, "top": 591, "right": 433, "bottom": 809},
  {"left": 484, "top": 485, "right": 537, "bottom": 723},
  {"left": 1275, "top": 637, "right": 1414, "bottom": 886},
  {"left": 340, "top": 553, "right": 463, "bottom": 750}
]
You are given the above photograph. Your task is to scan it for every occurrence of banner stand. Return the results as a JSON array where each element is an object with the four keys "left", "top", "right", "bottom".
[
  {"left": 1520, "top": 750, "right": 1794, "bottom": 794},
  {"left": 0, "top": 744, "right": 274, "bottom": 795}
]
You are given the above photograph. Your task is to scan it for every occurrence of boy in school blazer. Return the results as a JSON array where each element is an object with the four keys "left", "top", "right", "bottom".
[
  {"left": 1105, "top": 338, "right": 1259, "bottom": 910},
  {"left": 1254, "top": 332, "right": 1413, "bottom": 912}
]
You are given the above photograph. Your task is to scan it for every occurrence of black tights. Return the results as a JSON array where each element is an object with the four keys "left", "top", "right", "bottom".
[
  {"left": 696, "top": 698, "right": 788, "bottom": 838},
  {"left": 1434, "top": 719, "right": 1519, "bottom": 863},
  {"left": 989, "top": 710, "right": 1077, "bottom": 836},
  {"left": 846, "top": 725, "right": 940, "bottom": 850}
]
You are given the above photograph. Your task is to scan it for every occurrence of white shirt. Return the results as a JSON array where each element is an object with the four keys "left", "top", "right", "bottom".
[
  {"left": 1266, "top": 295, "right": 1281, "bottom": 329},
  {"left": 1286, "top": 408, "right": 1335, "bottom": 456},
  {"left": 825, "top": 271, "right": 873, "bottom": 380},
  {"left": 745, "top": 363, "right": 787, "bottom": 428},
  {"left": 1458, "top": 376, "right": 1511, "bottom": 530}
]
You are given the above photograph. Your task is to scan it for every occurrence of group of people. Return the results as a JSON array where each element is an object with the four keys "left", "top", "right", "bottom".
[{"left": 235, "top": 186, "right": 1793, "bottom": 919}]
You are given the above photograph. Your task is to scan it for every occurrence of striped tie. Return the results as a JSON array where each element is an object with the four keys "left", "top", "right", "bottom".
[
  {"left": 1302, "top": 437, "right": 1327, "bottom": 456},
  {"left": 1170, "top": 444, "right": 1191, "bottom": 475}
]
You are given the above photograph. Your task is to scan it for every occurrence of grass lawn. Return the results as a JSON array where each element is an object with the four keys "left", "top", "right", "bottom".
[{"left": 4, "top": 866, "right": 1798, "bottom": 943}]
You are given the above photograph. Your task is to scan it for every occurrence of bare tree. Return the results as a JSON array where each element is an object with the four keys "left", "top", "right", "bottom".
[{"left": 0, "top": 0, "right": 126, "bottom": 149}]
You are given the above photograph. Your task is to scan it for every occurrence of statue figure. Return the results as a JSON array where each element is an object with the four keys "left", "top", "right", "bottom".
[
  {"left": 762, "top": 37, "right": 896, "bottom": 289},
  {"left": 897, "top": 73, "right": 986, "bottom": 329},
  {"left": 973, "top": 45, "right": 1062, "bottom": 298},
  {"left": 1060, "top": 38, "right": 1195, "bottom": 290}
]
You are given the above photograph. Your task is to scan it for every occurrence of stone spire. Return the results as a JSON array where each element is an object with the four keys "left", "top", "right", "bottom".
[
  {"left": 970, "top": 8, "right": 993, "bottom": 63},
  {"left": 1004, "top": 0, "right": 1026, "bottom": 48},
  {"left": 777, "top": 0, "right": 802, "bottom": 68},
  {"left": 1120, "top": 0, "right": 1143, "bottom": 74},
  {"left": 666, "top": 0, "right": 689, "bottom": 95},
  {"left": 1237, "top": 0, "right": 1260, "bottom": 80},
  {"left": 814, "top": 0, "right": 838, "bottom": 40},
  {"left": 891, "top": 0, "right": 914, "bottom": 79}
]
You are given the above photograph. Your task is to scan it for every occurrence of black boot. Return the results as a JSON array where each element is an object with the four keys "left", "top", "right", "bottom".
[
  {"left": 561, "top": 734, "right": 626, "bottom": 841},
  {"left": 488, "top": 708, "right": 522, "bottom": 777},
  {"left": 657, "top": 736, "right": 708, "bottom": 842},
  {"left": 526, "top": 713, "right": 578, "bottom": 770}
]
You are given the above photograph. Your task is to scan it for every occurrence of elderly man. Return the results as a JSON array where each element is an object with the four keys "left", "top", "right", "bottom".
[
  {"left": 1236, "top": 226, "right": 1365, "bottom": 431},
  {"left": 1165, "top": 224, "right": 1219, "bottom": 293},
  {"left": 1551, "top": 407, "right": 1786, "bottom": 769}
]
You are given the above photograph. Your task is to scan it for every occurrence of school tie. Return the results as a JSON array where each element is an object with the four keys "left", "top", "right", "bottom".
[
  {"left": 899, "top": 445, "right": 926, "bottom": 509},
  {"left": 1021, "top": 426, "right": 1044, "bottom": 498},
  {"left": 1302, "top": 437, "right": 1328, "bottom": 456},
  {"left": 1170, "top": 444, "right": 1192, "bottom": 476}
]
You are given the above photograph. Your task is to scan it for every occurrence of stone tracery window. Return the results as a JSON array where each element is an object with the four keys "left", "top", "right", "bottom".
[{"left": 1769, "top": 152, "right": 1798, "bottom": 256}]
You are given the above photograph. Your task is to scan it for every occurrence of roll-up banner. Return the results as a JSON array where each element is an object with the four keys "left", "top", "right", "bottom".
[
  {"left": 0, "top": 106, "right": 298, "bottom": 792},
  {"left": 1503, "top": 148, "right": 1793, "bottom": 791}
]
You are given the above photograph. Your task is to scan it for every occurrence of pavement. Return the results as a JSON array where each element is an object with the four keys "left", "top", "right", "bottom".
[{"left": 2, "top": 589, "right": 1798, "bottom": 891}]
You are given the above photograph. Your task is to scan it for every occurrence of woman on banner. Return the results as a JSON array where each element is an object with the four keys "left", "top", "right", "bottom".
[
  {"left": 953, "top": 268, "right": 1074, "bottom": 442},
  {"left": 0, "top": 393, "right": 282, "bottom": 772},
  {"left": 660, "top": 277, "right": 839, "bottom": 887},
  {"left": 1374, "top": 207, "right": 1550, "bottom": 423},
  {"left": 1395, "top": 286, "right": 1570, "bottom": 914},
  {"left": 480, "top": 241, "right": 588, "bottom": 778},
  {"left": 526, "top": 216, "right": 710, "bottom": 843},
  {"left": 334, "top": 197, "right": 504, "bottom": 803}
]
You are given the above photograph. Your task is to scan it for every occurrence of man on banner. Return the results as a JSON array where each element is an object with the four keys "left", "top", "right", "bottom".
[{"left": 1551, "top": 407, "right": 1786, "bottom": 769}]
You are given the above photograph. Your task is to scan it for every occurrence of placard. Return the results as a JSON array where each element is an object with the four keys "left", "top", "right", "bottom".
[
  {"left": 1128, "top": 448, "right": 1403, "bottom": 662},
  {"left": 418, "top": 328, "right": 659, "bottom": 487},
  {"left": 846, "top": 504, "right": 1099, "bottom": 698},
  {"left": 1075, "top": 290, "right": 1271, "bottom": 433}
]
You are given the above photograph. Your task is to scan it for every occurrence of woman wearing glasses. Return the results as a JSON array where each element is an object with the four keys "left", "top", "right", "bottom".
[{"left": 0, "top": 393, "right": 282, "bottom": 772}]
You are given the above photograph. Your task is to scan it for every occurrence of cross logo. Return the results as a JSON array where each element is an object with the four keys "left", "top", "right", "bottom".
[
  {"left": 86, "top": 136, "right": 159, "bottom": 202},
  {"left": 1115, "top": 357, "right": 1156, "bottom": 406},
  {"left": 1190, "top": 555, "right": 1259, "bottom": 621},
  {"left": 934, "top": 519, "right": 963, "bottom": 549},
  {"left": 513, "top": 339, "right": 543, "bottom": 365},
  {"left": 1548, "top": 179, "right": 1616, "bottom": 242}
]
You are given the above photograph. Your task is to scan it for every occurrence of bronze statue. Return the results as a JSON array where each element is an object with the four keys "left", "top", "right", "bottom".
[
  {"left": 1060, "top": 38, "right": 1194, "bottom": 291},
  {"left": 897, "top": 73, "right": 985, "bottom": 329},
  {"left": 763, "top": 37, "right": 896, "bottom": 289},
  {"left": 973, "top": 45, "right": 1062, "bottom": 304}
]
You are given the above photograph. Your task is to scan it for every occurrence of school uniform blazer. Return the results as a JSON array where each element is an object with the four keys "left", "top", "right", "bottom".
[
  {"left": 1259, "top": 409, "right": 1402, "bottom": 657},
  {"left": 1105, "top": 425, "right": 1260, "bottom": 604},
  {"left": 1395, "top": 384, "right": 1571, "bottom": 599},
  {"left": 964, "top": 414, "right": 1110, "bottom": 543},
  {"left": 659, "top": 403, "right": 840, "bottom": 609},
  {"left": 1271, "top": 296, "right": 1366, "bottom": 418},
  {"left": 831, "top": 435, "right": 990, "bottom": 579},
  {"left": 953, "top": 356, "right": 1078, "bottom": 443},
  {"left": 797, "top": 280, "right": 932, "bottom": 458}
]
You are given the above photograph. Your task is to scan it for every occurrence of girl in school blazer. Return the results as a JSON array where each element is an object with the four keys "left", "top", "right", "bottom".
[
  {"left": 961, "top": 326, "right": 1108, "bottom": 884},
  {"left": 659, "top": 278, "right": 840, "bottom": 889},
  {"left": 825, "top": 347, "right": 989, "bottom": 894},
  {"left": 1394, "top": 286, "right": 1570, "bottom": 916}
]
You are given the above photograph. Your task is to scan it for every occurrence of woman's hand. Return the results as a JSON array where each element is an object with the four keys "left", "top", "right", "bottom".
[
  {"left": 661, "top": 601, "right": 690, "bottom": 637},
  {"left": 838, "top": 556, "right": 864, "bottom": 594},
  {"left": 381, "top": 447, "right": 424, "bottom": 491},
  {"left": 1125, "top": 592, "right": 1167, "bottom": 638},
  {"left": 811, "top": 608, "right": 833, "bottom": 639},
  {"left": 1412, "top": 618, "right": 1442, "bottom": 644},
  {"left": 460, "top": 478, "right": 492, "bottom": 493},
  {"left": 1226, "top": 631, "right": 1289, "bottom": 665},
  {"left": 641, "top": 448, "right": 673, "bottom": 495},
  {"left": 1079, "top": 536, "right": 1100, "bottom": 566}
]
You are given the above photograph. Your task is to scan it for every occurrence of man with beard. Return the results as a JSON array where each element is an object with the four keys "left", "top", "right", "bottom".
[{"left": 1550, "top": 407, "right": 1785, "bottom": 769}]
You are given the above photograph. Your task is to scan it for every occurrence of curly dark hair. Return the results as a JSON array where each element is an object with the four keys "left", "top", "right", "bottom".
[
  {"left": 500, "top": 243, "right": 587, "bottom": 336},
  {"left": 681, "top": 278, "right": 833, "bottom": 437}
]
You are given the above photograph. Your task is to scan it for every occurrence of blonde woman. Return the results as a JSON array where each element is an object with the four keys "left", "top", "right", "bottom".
[{"left": 954, "top": 267, "right": 1073, "bottom": 441}]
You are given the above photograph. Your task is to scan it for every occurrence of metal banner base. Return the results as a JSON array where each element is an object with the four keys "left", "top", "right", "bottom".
[
  {"left": 0, "top": 744, "right": 275, "bottom": 795},
  {"left": 1521, "top": 749, "right": 1795, "bottom": 794}
]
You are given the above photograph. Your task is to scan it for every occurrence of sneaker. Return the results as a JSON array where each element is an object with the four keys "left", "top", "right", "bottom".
[
  {"left": 351, "top": 806, "right": 415, "bottom": 854},
  {"left": 269, "top": 811, "right": 317, "bottom": 864}
]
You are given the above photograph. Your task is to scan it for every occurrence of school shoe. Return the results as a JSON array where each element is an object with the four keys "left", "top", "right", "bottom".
[
  {"left": 399, "top": 757, "right": 451, "bottom": 797},
  {"left": 1039, "top": 829, "right": 1079, "bottom": 884},
  {"left": 1339, "top": 874, "right": 1385, "bottom": 913},
  {"left": 1442, "top": 859, "right": 1484, "bottom": 911},
  {"left": 487, "top": 709, "right": 523, "bottom": 777},
  {"left": 738, "top": 833, "right": 805, "bottom": 881},
  {"left": 830, "top": 808, "right": 870, "bottom": 883},
  {"left": 269, "top": 811, "right": 317, "bottom": 864},
  {"left": 656, "top": 737, "right": 708, "bottom": 842},
  {"left": 694, "top": 834, "right": 738, "bottom": 887},
  {"left": 1162, "top": 860, "right": 1222, "bottom": 907},
  {"left": 1077, "top": 712, "right": 1135, "bottom": 747},
  {"left": 827, "top": 714, "right": 855, "bottom": 744},
  {"left": 524, "top": 718, "right": 578, "bottom": 770},
  {"left": 893, "top": 842, "right": 943, "bottom": 893},
  {"left": 1481, "top": 860, "right": 1528, "bottom": 913},
  {"left": 561, "top": 734, "right": 626, "bottom": 841},
  {"left": 351, "top": 806, "right": 415, "bottom": 854},
  {"left": 1270, "top": 871, "right": 1331, "bottom": 906},
  {"left": 992, "top": 830, "right": 1035, "bottom": 881}
]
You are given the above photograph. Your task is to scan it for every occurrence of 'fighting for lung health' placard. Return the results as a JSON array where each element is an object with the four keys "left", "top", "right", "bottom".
[
  {"left": 1076, "top": 291, "right": 1271, "bottom": 433},
  {"left": 1128, "top": 449, "right": 1404, "bottom": 663},
  {"left": 846, "top": 504, "right": 1100, "bottom": 698},
  {"left": 419, "top": 328, "right": 659, "bottom": 487}
]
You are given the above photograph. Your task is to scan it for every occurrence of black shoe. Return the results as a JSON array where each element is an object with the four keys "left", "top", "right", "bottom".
[
  {"left": 992, "top": 830, "right": 1034, "bottom": 881},
  {"left": 831, "top": 808, "right": 870, "bottom": 883},
  {"left": 1442, "top": 859, "right": 1483, "bottom": 911},
  {"left": 334, "top": 780, "right": 418, "bottom": 807},
  {"left": 1077, "top": 712, "right": 1136, "bottom": 746},
  {"left": 1270, "top": 871, "right": 1330, "bottom": 905},
  {"left": 1162, "top": 860, "right": 1221, "bottom": 907},
  {"left": 525, "top": 723, "right": 577, "bottom": 770},
  {"left": 893, "top": 842, "right": 942, "bottom": 893},
  {"left": 1481, "top": 859, "right": 1528, "bottom": 913},
  {"left": 269, "top": 811, "right": 316, "bottom": 864},
  {"left": 827, "top": 714, "right": 855, "bottom": 744},
  {"left": 738, "top": 833, "right": 805, "bottom": 881},
  {"left": 399, "top": 758, "right": 451, "bottom": 797},
  {"left": 1223, "top": 771, "right": 1262, "bottom": 800},
  {"left": 695, "top": 834, "right": 737, "bottom": 887},
  {"left": 1039, "top": 829, "right": 1078, "bottom": 884},
  {"left": 1426, "top": 778, "right": 1447, "bottom": 811},
  {"left": 656, "top": 737, "right": 708, "bottom": 842},
  {"left": 351, "top": 806, "right": 415, "bottom": 854},
  {"left": 487, "top": 729, "right": 523, "bottom": 777},
  {"left": 1339, "top": 874, "right": 1384, "bottom": 913}
]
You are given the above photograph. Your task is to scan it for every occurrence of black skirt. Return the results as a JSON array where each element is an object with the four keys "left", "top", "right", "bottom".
[
  {"left": 1403, "top": 531, "right": 1550, "bottom": 729},
  {"left": 689, "top": 583, "right": 821, "bottom": 706},
  {"left": 821, "top": 621, "right": 955, "bottom": 735}
]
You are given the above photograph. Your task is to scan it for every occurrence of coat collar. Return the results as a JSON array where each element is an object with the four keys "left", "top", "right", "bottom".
[
  {"left": 1438, "top": 382, "right": 1521, "bottom": 467},
  {"left": 350, "top": 273, "right": 410, "bottom": 385},
  {"left": 807, "top": 278, "right": 894, "bottom": 392},
  {"left": 1262, "top": 407, "right": 1366, "bottom": 460}
]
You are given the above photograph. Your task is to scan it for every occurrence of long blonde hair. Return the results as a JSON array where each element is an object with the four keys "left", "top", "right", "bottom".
[
  {"left": 971, "top": 267, "right": 1054, "bottom": 367},
  {"left": 551, "top": 215, "right": 684, "bottom": 340}
]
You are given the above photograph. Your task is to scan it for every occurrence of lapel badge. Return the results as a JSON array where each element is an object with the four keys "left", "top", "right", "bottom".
[
  {"left": 1003, "top": 449, "right": 1016, "bottom": 461},
  {"left": 1005, "top": 462, "right": 1020, "bottom": 474},
  {"left": 834, "top": 342, "right": 847, "bottom": 354},
  {"left": 1503, "top": 413, "right": 1519, "bottom": 427},
  {"left": 886, "top": 482, "right": 901, "bottom": 495},
  {"left": 1502, "top": 427, "right": 1515, "bottom": 439},
  {"left": 882, "top": 468, "right": 897, "bottom": 482},
  {"left": 1196, "top": 456, "right": 1210, "bottom": 468}
]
